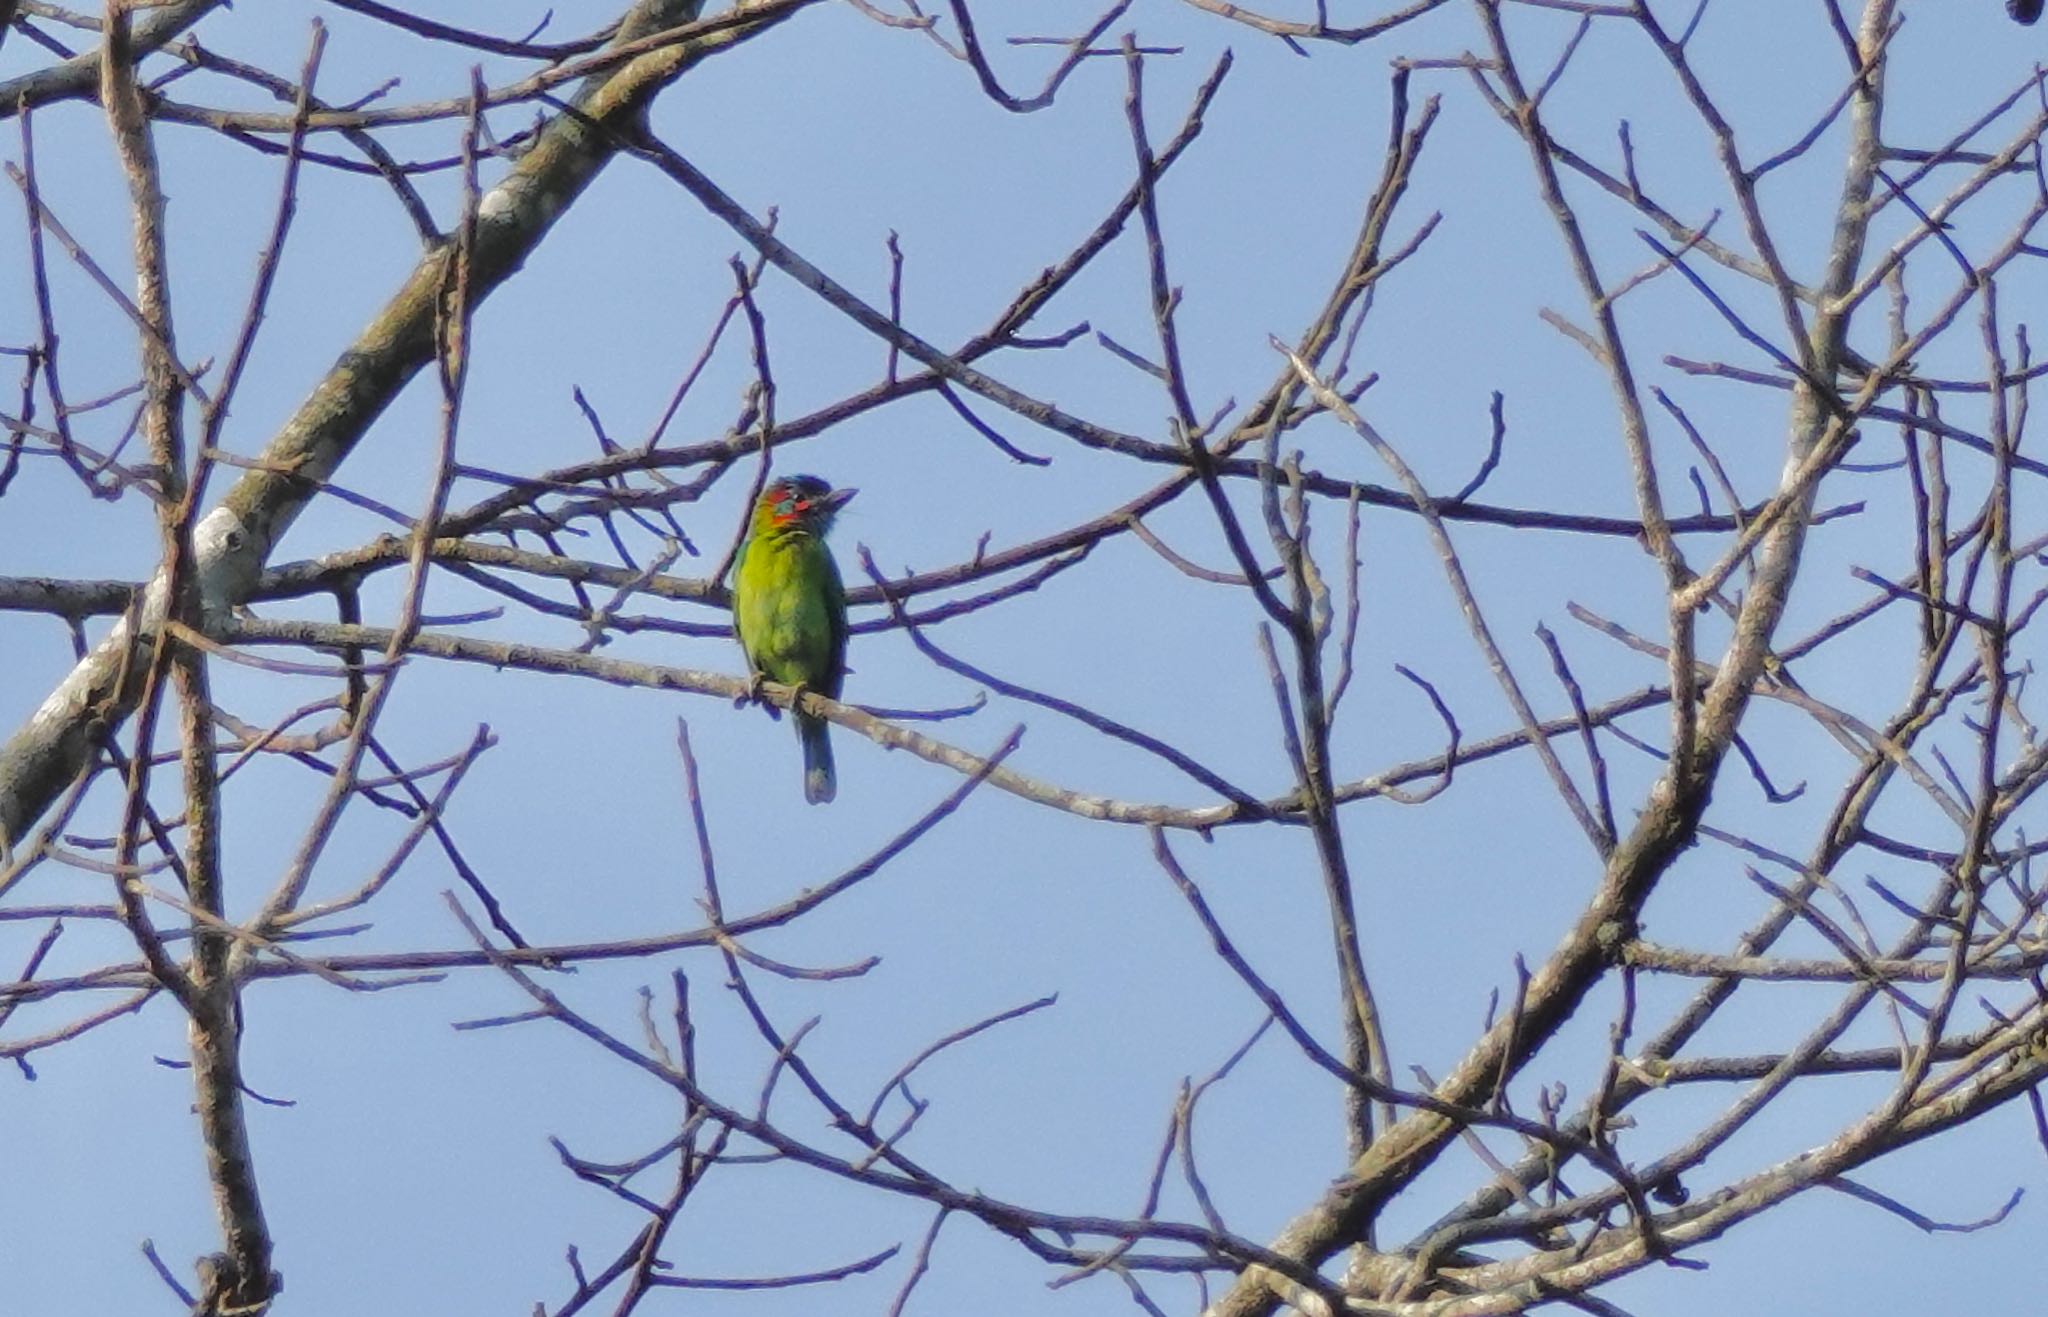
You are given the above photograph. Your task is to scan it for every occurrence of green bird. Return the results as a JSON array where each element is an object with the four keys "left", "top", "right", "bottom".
[{"left": 732, "top": 474, "right": 856, "bottom": 804}]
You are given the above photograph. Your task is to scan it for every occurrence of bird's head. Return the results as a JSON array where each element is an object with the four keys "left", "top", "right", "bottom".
[{"left": 754, "top": 474, "right": 856, "bottom": 535}]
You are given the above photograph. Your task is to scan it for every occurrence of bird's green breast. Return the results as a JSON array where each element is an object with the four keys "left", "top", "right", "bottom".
[{"left": 734, "top": 527, "right": 846, "bottom": 694}]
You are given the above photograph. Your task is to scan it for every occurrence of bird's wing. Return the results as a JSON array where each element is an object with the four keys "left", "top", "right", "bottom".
[
  {"left": 823, "top": 548, "right": 850, "bottom": 699},
  {"left": 731, "top": 532, "right": 757, "bottom": 656}
]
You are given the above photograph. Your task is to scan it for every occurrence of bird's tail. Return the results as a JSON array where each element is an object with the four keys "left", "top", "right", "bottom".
[{"left": 797, "top": 712, "right": 836, "bottom": 805}]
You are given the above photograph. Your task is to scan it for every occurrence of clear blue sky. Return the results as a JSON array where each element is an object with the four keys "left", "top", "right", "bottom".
[{"left": 2, "top": 1, "right": 2044, "bottom": 1313}]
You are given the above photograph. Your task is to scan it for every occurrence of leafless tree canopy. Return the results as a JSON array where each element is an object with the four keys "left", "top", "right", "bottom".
[{"left": 3, "top": 0, "right": 2047, "bottom": 1314}]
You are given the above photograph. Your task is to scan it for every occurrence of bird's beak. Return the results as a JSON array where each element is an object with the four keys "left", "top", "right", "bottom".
[{"left": 825, "top": 487, "right": 858, "bottom": 510}]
